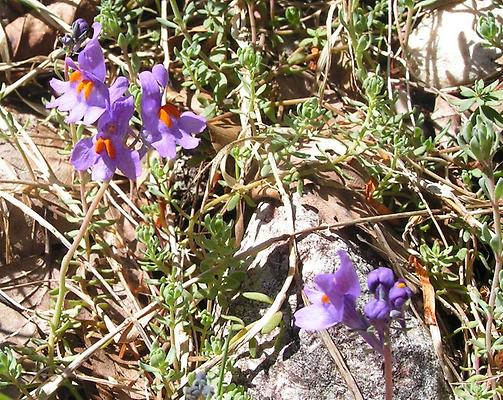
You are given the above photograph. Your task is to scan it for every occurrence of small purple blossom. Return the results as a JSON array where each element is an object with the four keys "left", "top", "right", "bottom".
[
  {"left": 294, "top": 251, "right": 361, "bottom": 331},
  {"left": 367, "top": 267, "right": 395, "bottom": 295},
  {"left": 47, "top": 23, "right": 109, "bottom": 124},
  {"left": 294, "top": 251, "right": 384, "bottom": 352},
  {"left": 139, "top": 64, "right": 206, "bottom": 159},
  {"left": 363, "top": 299, "right": 391, "bottom": 337},
  {"left": 71, "top": 96, "right": 141, "bottom": 181},
  {"left": 60, "top": 19, "right": 89, "bottom": 53},
  {"left": 294, "top": 252, "right": 413, "bottom": 355},
  {"left": 389, "top": 279, "right": 413, "bottom": 310}
]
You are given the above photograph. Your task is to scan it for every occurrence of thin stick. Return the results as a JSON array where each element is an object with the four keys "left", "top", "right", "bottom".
[
  {"left": 47, "top": 180, "right": 110, "bottom": 362},
  {"left": 484, "top": 171, "right": 503, "bottom": 394},
  {"left": 384, "top": 332, "right": 393, "bottom": 400}
]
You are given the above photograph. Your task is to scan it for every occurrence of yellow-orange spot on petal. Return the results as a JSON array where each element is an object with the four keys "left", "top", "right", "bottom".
[
  {"left": 397, "top": 282, "right": 406, "bottom": 289},
  {"left": 158, "top": 104, "right": 181, "bottom": 128},
  {"left": 95, "top": 137, "right": 116, "bottom": 159},
  {"left": 83, "top": 81, "right": 94, "bottom": 100},
  {"left": 76, "top": 80, "right": 86, "bottom": 93},
  {"left": 95, "top": 137, "right": 105, "bottom": 154},
  {"left": 69, "top": 70, "right": 83, "bottom": 83},
  {"left": 104, "top": 138, "right": 116, "bottom": 159},
  {"left": 76, "top": 79, "right": 94, "bottom": 100},
  {"left": 321, "top": 294, "right": 330, "bottom": 304}
]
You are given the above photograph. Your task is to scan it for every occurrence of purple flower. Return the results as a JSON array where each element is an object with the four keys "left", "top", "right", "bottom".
[
  {"left": 47, "top": 23, "right": 109, "bottom": 124},
  {"left": 72, "top": 18, "right": 89, "bottom": 41},
  {"left": 60, "top": 18, "right": 89, "bottom": 53},
  {"left": 294, "top": 251, "right": 361, "bottom": 331},
  {"left": 294, "top": 251, "right": 384, "bottom": 353},
  {"left": 139, "top": 64, "right": 206, "bottom": 159},
  {"left": 71, "top": 96, "right": 141, "bottom": 180},
  {"left": 389, "top": 279, "right": 413, "bottom": 310},
  {"left": 364, "top": 299, "right": 391, "bottom": 323},
  {"left": 367, "top": 267, "right": 395, "bottom": 296}
]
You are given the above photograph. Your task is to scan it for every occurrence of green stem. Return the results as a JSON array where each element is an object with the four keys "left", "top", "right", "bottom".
[
  {"left": 217, "top": 327, "right": 233, "bottom": 399},
  {"left": 169, "top": 305, "right": 180, "bottom": 372},
  {"left": 47, "top": 180, "right": 110, "bottom": 363}
]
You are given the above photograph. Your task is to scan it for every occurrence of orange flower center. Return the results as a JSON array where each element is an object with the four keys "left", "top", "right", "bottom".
[
  {"left": 69, "top": 70, "right": 93, "bottom": 100},
  {"left": 69, "top": 70, "right": 83, "bottom": 83},
  {"left": 76, "top": 80, "right": 94, "bottom": 100},
  {"left": 95, "top": 137, "right": 116, "bottom": 159},
  {"left": 158, "top": 104, "right": 181, "bottom": 128},
  {"left": 321, "top": 294, "right": 330, "bottom": 304},
  {"left": 397, "top": 282, "right": 406, "bottom": 289}
]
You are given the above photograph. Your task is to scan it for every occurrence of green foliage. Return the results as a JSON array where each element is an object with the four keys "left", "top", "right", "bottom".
[
  {"left": 477, "top": 12, "right": 503, "bottom": 50},
  {"left": 0, "top": 348, "right": 22, "bottom": 388}
]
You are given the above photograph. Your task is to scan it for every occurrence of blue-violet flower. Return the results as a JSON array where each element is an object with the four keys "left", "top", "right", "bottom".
[
  {"left": 71, "top": 95, "right": 141, "bottom": 180},
  {"left": 388, "top": 279, "right": 413, "bottom": 310},
  {"left": 139, "top": 64, "right": 206, "bottom": 159},
  {"left": 294, "top": 250, "right": 361, "bottom": 331},
  {"left": 47, "top": 23, "right": 109, "bottom": 124}
]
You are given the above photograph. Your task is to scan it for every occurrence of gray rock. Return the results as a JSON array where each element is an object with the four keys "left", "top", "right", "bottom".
[
  {"left": 407, "top": 0, "right": 503, "bottom": 89},
  {"left": 233, "top": 198, "right": 452, "bottom": 400}
]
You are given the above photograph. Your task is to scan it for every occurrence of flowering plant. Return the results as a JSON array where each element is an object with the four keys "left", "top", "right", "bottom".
[
  {"left": 46, "top": 21, "right": 207, "bottom": 181},
  {"left": 294, "top": 250, "right": 412, "bottom": 399}
]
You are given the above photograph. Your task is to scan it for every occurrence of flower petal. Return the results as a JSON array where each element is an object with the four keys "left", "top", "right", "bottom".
[
  {"left": 139, "top": 70, "right": 162, "bottom": 132},
  {"left": 109, "top": 76, "right": 129, "bottom": 105},
  {"left": 78, "top": 38, "right": 106, "bottom": 81},
  {"left": 303, "top": 286, "right": 324, "bottom": 304},
  {"left": 66, "top": 100, "right": 87, "bottom": 123},
  {"left": 71, "top": 137, "right": 97, "bottom": 171},
  {"left": 83, "top": 106, "right": 107, "bottom": 125},
  {"left": 151, "top": 133, "right": 177, "bottom": 159},
  {"left": 90, "top": 22, "right": 102, "bottom": 40},
  {"left": 49, "top": 78, "right": 70, "bottom": 94},
  {"left": 177, "top": 132, "right": 200, "bottom": 150},
  {"left": 178, "top": 112, "right": 207, "bottom": 134},
  {"left": 46, "top": 91, "right": 78, "bottom": 111},
  {"left": 115, "top": 147, "right": 141, "bottom": 180},
  {"left": 65, "top": 57, "right": 79, "bottom": 71},
  {"left": 314, "top": 273, "right": 344, "bottom": 321},
  {"left": 334, "top": 250, "right": 360, "bottom": 300},
  {"left": 152, "top": 64, "right": 169, "bottom": 87},
  {"left": 294, "top": 303, "right": 339, "bottom": 331},
  {"left": 91, "top": 156, "right": 115, "bottom": 181},
  {"left": 86, "top": 80, "right": 109, "bottom": 108}
]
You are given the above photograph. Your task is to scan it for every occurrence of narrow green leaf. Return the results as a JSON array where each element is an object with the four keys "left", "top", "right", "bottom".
[
  {"left": 242, "top": 291, "right": 274, "bottom": 304},
  {"left": 261, "top": 311, "right": 283, "bottom": 334},
  {"left": 495, "top": 177, "right": 503, "bottom": 200},
  {"left": 226, "top": 192, "right": 240, "bottom": 211}
]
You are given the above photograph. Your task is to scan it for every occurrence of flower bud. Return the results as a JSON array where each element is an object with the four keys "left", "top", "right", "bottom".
[{"left": 72, "top": 18, "right": 89, "bottom": 41}]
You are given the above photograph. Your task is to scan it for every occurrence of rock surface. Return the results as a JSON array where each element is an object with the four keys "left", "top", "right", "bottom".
[
  {"left": 407, "top": 0, "right": 503, "bottom": 89},
  {"left": 233, "top": 198, "right": 452, "bottom": 400}
]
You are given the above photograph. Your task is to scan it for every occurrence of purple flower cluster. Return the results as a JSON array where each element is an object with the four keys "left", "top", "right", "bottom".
[
  {"left": 294, "top": 251, "right": 412, "bottom": 353},
  {"left": 46, "top": 21, "right": 207, "bottom": 181}
]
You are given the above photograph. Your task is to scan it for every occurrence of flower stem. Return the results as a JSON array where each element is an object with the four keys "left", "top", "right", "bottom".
[
  {"left": 47, "top": 180, "right": 110, "bottom": 363},
  {"left": 483, "top": 169, "right": 503, "bottom": 392},
  {"left": 383, "top": 331, "right": 393, "bottom": 400},
  {"left": 216, "top": 326, "right": 233, "bottom": 399}
]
